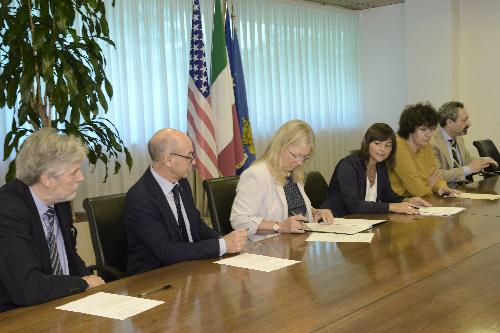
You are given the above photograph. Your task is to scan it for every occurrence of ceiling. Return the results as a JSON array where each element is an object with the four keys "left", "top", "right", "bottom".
[{"left": 305, "top": 0, "right": 404, "bottom": 10}]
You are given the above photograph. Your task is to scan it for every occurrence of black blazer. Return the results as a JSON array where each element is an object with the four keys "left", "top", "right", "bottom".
[
  {"left": 0, "top": 180, "right": 89, "bottom": 312},
  {"left": 321, "top": 153, "right": 405, "bottom": 217},
  {"left": 125, "top": 169, "right": 220, "bottom": 275}
]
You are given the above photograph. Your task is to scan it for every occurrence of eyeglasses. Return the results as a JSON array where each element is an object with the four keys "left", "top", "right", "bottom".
[
  {"left": 288, "top": 149, "right": 310, "bottom": 162},
  {"left": 170, "top": 152, "right": 196, "bottom": 163}
]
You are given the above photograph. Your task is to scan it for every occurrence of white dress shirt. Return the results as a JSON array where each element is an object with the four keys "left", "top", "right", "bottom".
[{"left": 150, "top": 167, "right": 226, "bottom": 255}]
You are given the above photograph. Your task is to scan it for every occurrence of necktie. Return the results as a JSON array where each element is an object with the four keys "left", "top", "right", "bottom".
[
  {"left": 43, "top": 207, "right": 63, "bottom": 275},
  {"left": 172, "top": 184, "right": 190, "bottom": 242},
  {"left": 449, "top": 139, "right": 462, "bottom": 168}
]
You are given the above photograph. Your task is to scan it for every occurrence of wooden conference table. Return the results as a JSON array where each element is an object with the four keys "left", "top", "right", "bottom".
[{"left": 1, "top": 177, "right": 500, "bottom": 332}]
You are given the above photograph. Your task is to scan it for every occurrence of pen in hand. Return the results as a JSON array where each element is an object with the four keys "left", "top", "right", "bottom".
[
  {"left": 138, "top": 284, "right": 172, "bottom": 297},
  {"left": 300, "top": 221, "right": 311, "bottom": 231},
  {"left": 290, "top": 210, "right": 308, "bottom": 231}
]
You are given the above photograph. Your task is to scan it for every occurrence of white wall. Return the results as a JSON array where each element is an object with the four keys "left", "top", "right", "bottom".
[
  {"left": 360, "top": 0, "right": 500, "bottom": 154},
  {"left": 459, "top": 0, "right": 500, "bottom": 148},
  {"left": 405, "top": 0, "right": 458, "bottom": 104},
  {"left": 359, "top": 3, "right": 406, "bottom": 130}
]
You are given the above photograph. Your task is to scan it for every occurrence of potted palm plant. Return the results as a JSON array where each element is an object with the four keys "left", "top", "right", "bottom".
[{"left": 0, "top": 0, "right": 131, "bottom": 182}]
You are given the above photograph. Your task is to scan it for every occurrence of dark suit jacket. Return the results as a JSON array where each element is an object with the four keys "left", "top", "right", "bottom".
[
  {"left": 125, "top": 169, "right": 220, "bottom": 275},
  {"left": 321, "top": 153, "right": 405, "bottom": 217},
  {"left": 0, "top": 180, "right": 89, "bottom": 312}
]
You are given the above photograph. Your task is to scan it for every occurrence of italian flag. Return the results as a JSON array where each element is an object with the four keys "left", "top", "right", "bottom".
[{"left": 210, "top": 0, "right": 244, "bottom": 176}]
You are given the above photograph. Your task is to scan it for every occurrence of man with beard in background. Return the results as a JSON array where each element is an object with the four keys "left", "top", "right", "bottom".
[{"left": 431, "top": 101, "right": 497, "bottom": 185}]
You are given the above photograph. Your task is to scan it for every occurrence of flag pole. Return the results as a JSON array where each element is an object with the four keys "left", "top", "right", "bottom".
[
  {"left": 231, "top": 0, "right": 236, "bottom": 29},
  {"left": 222, "top": 0, "right": 227, "bottom": 20}
]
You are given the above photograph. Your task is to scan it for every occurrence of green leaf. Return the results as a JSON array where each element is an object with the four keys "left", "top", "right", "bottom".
[
  {"left": 40, "top": 0, "right": 49, "bottom": 16},
  {"left": 3, "top": 131, "right": 14, "bottom": 160},
  {"left": 32, "top": 28, "right": 46, "bottom": 50},
  {"left": 70, "top": 105, "right": 80, "bottom": 125},
  {"left": 104, "top": 78, "right": 113, "bottom": 99},
  {"left": 19, "top": 64, "right": 35, "bottom": 97},
  {"left": 9, "top": 129, "right": 29, "bottom": 158},
  {"left": 114, "top": 160, "right": 121, "bottom": 174},
  {"left": 0, "top": 89, "right": 5, "bottom": 108},
  {"left": 40, "top": 46, "right": 56, "bottom": 75},
  {"left": 16, "top": 6, "right": 29, "bottom": 25},
  {"left": 125, "top": 147, "right": 133, "bottom": 170},
  {"left": 6, "top": 76, "right": 19, "bottom": 107},
  {"left": 97, "top": 88, "right": 108, "bottom": 111},
  {"left": 5, "top": 160, "right": 16, "bottom": 183},
  {"left": 54, "top": 0, "right": 70, "bottom": 32},
  {"left": 87, "top": 149, "right": 98, "bottom": 165},
  {"left": 3, "top": 128, "right": 29, "bottom": 161}
]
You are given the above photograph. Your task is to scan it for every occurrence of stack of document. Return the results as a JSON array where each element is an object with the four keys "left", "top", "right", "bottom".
[
  {"left": 305, "top": 218, "right": 385, "bottom": 234},
  {"left": 416, "top": 206, "right": 465, "bottom": 216},
  {"left": 333, "top": 218, "right": 386, "bottom": 227},
  {"left": 215, "top": 253, "right": 300, "bottom": 272},
  {"left": 56, "top": 292, "right": 164, "bottom": 320},
  {"left": 304, "top": 223, "right": 369, "bottom": 235},
  {"left": 306, "top": 233, "right": 374, "bottom": 243},
  {"left": 447, "top": 192, "right": 500, "bottom": 200},
  {"left": 304, "top": 218, "right": 384, "bottom": 243}
]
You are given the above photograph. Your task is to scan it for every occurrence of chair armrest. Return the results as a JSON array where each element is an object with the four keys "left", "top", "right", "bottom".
[
  {"left": 87, "top": 264, "right": 98, "bottom": 274},
  {"left": 98, "top": 265, "right": 126, "bottom": 282}
]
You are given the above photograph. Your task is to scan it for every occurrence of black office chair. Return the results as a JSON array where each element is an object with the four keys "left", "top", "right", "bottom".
[
  {"left": 83, "top": 193, "right": 127, "bottom": 282},
  {"left": 304, "top": 171, "right": 329, "bottom": 208},
  {"left": 473, "top": 139, "right": 500, "bottom": 178},
  {"left": 203, "top": 176, "right": 239, "bottom": 236}
]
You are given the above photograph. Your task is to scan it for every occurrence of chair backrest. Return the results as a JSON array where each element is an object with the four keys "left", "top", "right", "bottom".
[
  {"left": 83, "top": 193, "right": 127, "bottom": 281},
  {"left": 473, "top": 139, "right": 500, "bottom": 174},
  {"left": 203, "top": 176, "right": 239, "bottom": 236},
  {"left": 304, "top": 171, "right": 329, "bottom": 208}
]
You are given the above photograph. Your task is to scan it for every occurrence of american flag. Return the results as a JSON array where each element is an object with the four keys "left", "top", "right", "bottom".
[{"left": 187, "top": 0, "right": 219, "bottom": 180}]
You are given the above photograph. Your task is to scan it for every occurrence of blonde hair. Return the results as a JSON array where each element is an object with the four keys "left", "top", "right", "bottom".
[
  {"left": 257, "top": 119, "right": 315, "bottom": 185},
  {"left": 16, "top": 128, "right": 88, "bottom": 185}
]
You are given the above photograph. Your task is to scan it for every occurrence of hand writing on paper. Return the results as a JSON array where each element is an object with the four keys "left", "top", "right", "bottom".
[{"left": 279, "top": 215, "right": 307, "bottom": 233}]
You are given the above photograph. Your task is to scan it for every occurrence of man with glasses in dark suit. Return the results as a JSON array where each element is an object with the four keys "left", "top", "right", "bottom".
[{"left": 125, "top": 128, "right": 247, "bottom": 275}]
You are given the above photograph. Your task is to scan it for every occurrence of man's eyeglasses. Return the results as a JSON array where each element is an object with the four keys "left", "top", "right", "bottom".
[
  {"left": 170, "top": 152, "right": 196, "bottom": 163},
  {"left": 288, "top": 149, "right": 310, "bottom": 162}
]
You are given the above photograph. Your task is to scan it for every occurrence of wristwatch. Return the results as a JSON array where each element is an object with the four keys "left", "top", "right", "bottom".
[{"left": 272, "top": 222, "right": 280, "bottom": 233}]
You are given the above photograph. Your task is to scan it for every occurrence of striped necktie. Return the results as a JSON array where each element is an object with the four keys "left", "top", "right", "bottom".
[
  {"left": 172, "top": 184, "right": 190, "bottom": 242},
  {"left": 43, "top": 207, "right": 63, "bottom": 275},
  {"left": 449, "top": 139, "right": 462, "bottom": 168}
]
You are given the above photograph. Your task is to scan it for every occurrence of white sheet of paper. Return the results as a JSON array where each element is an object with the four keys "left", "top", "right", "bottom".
[
  {"left": 56, "top": 292, "right": 164, "bottom": 320},
  {"left": 417, "top": 206, "right": 465, "bottom": 216},
  {"left": 305, "top": 223, "right": 370, "bottom": 234},
  {"left": 214, "top": 253, "right": 300, "bottom": 272},
  {"left": 306, "top": 232, "right": 374, "bottom": 243},
  {"left": 452, "top": 193, "right": 500, "bottom": 200},
  {"left": 332, "top": 218, "right": 386, "bottom": 227}
]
